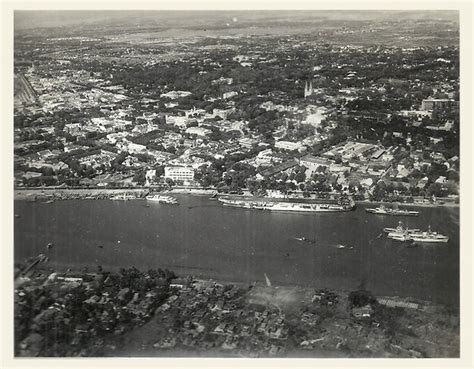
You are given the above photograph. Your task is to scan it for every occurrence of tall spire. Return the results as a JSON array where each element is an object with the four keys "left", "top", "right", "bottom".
[{"left": 304, "top": 80, "right": 313, "bottom": 99}]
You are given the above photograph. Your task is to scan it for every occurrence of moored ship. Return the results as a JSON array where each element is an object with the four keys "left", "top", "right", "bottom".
[
  {"left": 110, "top": 194, "right": 136, "bottom": 201},
  {"left": 366, "top": 204, "right": 419, "bottom": 216},
  {"left": 218, "top": 196, "right": 355, "bottom": 213},
  {"left": 387, "top": 232, "right": 413, "bottom": 243},
  {"left": 146, "top": 194, "right": 179, "bottom": 205},
  {"left": 383, "top": 221, "right": 420, "bottom": 234},
  {"left": 388, "top": 225, "right": 448, "bottom": 243},
  {"left": 410, "top": 226, "right": 449, "bottom": 243}
]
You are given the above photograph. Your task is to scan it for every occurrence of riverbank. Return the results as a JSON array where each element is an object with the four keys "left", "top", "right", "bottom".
[
  {"left": 168, "top": 188, "right": 217, "bottom": 195},
  {"left": 14, "top": 188, "right": 150, "bottom": 201},
  {"left": 13, "top": 188, "right": 459, "bottom": 208},
  {"left": 14, "top": 265, "right": 459, "bottom": 358},
  {"left": 355, "top": 199, "right": 459, "bottom": 208}
]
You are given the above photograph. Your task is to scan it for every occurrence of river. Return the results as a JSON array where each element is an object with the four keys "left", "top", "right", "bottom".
[{"left": 14, "top": 195, "right": 460, "bottom": 306}]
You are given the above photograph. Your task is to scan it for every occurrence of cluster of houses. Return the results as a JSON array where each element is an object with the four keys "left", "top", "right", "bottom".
[{"left": 13, "top": 38, "right": 459, "bottom": 199}]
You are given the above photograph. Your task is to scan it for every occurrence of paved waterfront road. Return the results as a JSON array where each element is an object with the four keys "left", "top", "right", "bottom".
[{"left": 14, "top": 196, "right": 460, "bottom": 306}]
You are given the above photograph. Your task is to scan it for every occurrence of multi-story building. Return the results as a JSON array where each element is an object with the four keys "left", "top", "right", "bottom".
[
  {"left": 238, "top": 137, "right": 257, "bottom": 149},
  {"left": 185, "top": 127, "right": 212, "bottom": 137},
  {"left": 164, "top": 166, "right": 194, "bottom": 183},
  {"left": 420, "top": 98, "right": 454, "bottom": 111},
  {"left": 274, "top": 140, "right": 304, "bottom": 151}
]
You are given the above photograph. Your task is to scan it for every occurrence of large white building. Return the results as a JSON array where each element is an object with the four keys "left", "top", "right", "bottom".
[
  {"left": 275, "top": 140, "right": 305, "bottom": 151},
  {"left": 420, "top": 98, "right": 454, "bottom": 112},
  {"left": 160, "top": 90, "right": 192, "bottom": 99},
  {"left": 239, "top": 137, "right": 257, "bottom": 149},
  {"left": 255, "top": 149, "right": 275, "bottom": 166},
  {"left": 185, "top": 127, "right": 212, "bottom": 136},
  {"left": 166, "top": 115, "right": 188, "bottom": 128},
  {"left": 164, "top": 166, "right": 194, "bottom": 183}
]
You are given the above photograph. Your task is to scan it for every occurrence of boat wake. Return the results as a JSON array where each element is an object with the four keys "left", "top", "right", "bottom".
[
  {"left": 331, "top": 244, "right": 354, "bottom": 250},
  {"left": 447, "top": 208, "right": 460, "bottom": 227},
  {"left": 293, "top": 237, "right": 316, "bottom": 244}
]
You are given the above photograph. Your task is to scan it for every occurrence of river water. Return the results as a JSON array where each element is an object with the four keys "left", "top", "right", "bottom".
[{"left": 14, "top": 195, "right": 460, "bottom": 306}]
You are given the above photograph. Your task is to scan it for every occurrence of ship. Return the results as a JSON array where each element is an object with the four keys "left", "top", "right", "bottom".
[
  {"left": 387, "top": 232, "right": 414, "bottom": 243},
  {"left": 146, "top": 194, "right": 179, "bottom": 205},
  {"left": 409, "top": 226, "right": 449, "bottom": 243},
  {"left": 383, "top": 221, "right": 420, "bottom": 234},
  {"left": 388, "top": 226, "right": 448, "bottom": 243},
  {"left": 110, "top": 194, "right": 136, "bottom": 200},
  {"left": 366, "top": 204, "right": 419, "bottom": 216},
  {"left": 218, "top": 196, "right": 355, "bottom": 213}
]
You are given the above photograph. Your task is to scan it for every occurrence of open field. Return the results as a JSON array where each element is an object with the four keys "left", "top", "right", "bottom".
[{"left": 15, "top": 11, "right": 459, "bottom": 47}]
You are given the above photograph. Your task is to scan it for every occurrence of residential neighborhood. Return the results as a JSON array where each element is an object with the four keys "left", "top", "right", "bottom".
[{"left": 14, "top": 17, "right": 459, "bottom": 204}]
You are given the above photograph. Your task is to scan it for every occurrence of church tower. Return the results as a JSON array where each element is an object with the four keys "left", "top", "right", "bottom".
[{"left": 304, "top": 80, "right": 314, "bottom": 98}]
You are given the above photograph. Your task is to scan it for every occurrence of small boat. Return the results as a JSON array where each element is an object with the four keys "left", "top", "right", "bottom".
[
  {"left": 295, "top": 237, "right": 316, "bottom": 244},
  {"left": 110, "top": 194, "right": 136, "bottom": 201},
  {"left": 43, "top": 200, "right": 54, "bottom": 204},
  {"left": 14, "top": 214, "right": 20, "bottom": 218},
  {"left": 46, "top": 242, "right": 53, "bottom": 249},
  {"left": 146, "top": 194, "right": 179, "bottom": 205}
]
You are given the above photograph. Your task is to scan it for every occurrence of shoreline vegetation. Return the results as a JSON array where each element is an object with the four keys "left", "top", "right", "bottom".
[
  {"left": 13, "top": 187, "right": 459, "bottom": 208},
  {"left": 14, "top": 264, "right": 459, "bottom": 358}
]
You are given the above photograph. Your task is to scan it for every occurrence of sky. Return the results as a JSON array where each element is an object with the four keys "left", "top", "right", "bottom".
[{"left": 14, "top": 10, "right": 458, "bottom": 31}]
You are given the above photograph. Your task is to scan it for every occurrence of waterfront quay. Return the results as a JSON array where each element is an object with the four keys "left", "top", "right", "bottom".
[
  {"left": 13, "top": 187, "right": 459, "bottom": 208},
  {"left": 14, "top": 188, "right": 150, "bottom": 201}
]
